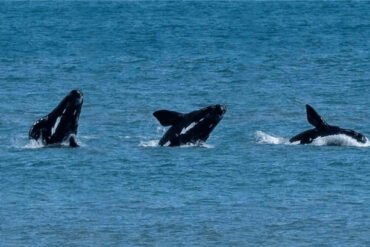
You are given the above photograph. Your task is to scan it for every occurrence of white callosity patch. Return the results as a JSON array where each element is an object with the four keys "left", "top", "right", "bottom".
[
  {"left": 181, "top": 122, "right": 197, "bottom": 135},
  {"left": 33, "top": 116, "right": 47, "bottom": 128},
  {"left": 51, "top": 116, "right": 61, "bottom": 136},
  {"left": 78, "top": 95, "right": 83, "bottom": 104}
]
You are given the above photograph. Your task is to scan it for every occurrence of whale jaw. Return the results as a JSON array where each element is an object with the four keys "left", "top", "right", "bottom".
[{"left": 29, "top": 90, "right": 84, "bottom": 147}]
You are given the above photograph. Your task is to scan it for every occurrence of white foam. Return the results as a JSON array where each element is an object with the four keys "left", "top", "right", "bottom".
[
  {"left": 138, "top": 139, "right": 213, "bottom": 148},
  {"left": 311, "top": 134, "right": 370, "bottom": 147},
  {"left": 180, "top": 141, "right": 213, "bottom": 148},
  {"left": 24, "top": 139, "right": 45, "bottom": 149},
  {"left": 255, "top": 131, "right": 370, "bottom": 147},
  {"left": 23, "top": 138, "right": 77, "bottom": 149},
  {"left": 255, "top": 131, "right": 292, "bottom": 145},
  {"left": 79, "top": 135, "right": 98, "bottom": 140},
  {"left": 139, "top": 140, "right": 159, "bottom": 147},
  {"left": 51, "top": 116, "right": 61, "bottom": 136}
]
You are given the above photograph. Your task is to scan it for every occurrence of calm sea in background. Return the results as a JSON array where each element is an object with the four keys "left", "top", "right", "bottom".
[{"left": 1, "top": 1, "right": 370, "bottom": 246}]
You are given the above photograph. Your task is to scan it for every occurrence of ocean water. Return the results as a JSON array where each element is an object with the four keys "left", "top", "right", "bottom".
[{"left": 1, "top": 1, "right": 370, "bottom": 246}]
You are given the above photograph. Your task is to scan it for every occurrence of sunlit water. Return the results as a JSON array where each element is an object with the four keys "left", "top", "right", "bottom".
[{"left": 1, "top": 1, "right": 370, "bottom": 246}]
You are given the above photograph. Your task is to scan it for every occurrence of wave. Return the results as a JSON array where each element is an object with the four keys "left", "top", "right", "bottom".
[{"left": 255, "top": 131, "right": 370, "bottom": 147}]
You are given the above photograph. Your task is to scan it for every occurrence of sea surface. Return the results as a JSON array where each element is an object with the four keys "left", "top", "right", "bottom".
[{"left": 1, "top": 1, "right": 370, "bottom": 246}]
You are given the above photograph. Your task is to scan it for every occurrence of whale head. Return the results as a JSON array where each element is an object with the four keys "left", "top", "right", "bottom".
[
  {"left": 339, "top": 129, "right": 367, "bottom": 144},
  {"left": 187, "top": 104, "right": 227, "bottom": 138},
  {"left": 29, "top": 89, "right": 84, "bottom": 147}
]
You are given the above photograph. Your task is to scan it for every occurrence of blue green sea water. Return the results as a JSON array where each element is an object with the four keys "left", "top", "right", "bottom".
[{"left": 1, "top": 1, "right": 370, "bottom": 246}]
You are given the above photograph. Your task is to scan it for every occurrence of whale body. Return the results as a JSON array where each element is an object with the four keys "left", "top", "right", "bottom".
[
  {"left": 290, "top": 104, "right": 367, "bottom": 145},
  {"left": 29, "top": 90, "right": 83, "bottom": 147},
  {"left": 153, "top": 104, "right": 226, "bottom": 146}
]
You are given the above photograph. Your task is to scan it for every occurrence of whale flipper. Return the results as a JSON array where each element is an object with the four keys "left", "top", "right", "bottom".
[
  {"left": 29, "top": 117, "right": 50, "bottom": 140},
  {"left": 69, "top": 136, "right": 79, "bottom": 147},
  {"left": 153, "top": 110, "right": 184, "bottom": 126},
  {"left": 306, "top": 104, "right": 329, "bottom": 130}
]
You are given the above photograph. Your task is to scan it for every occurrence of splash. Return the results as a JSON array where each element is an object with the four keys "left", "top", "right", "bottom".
[
  {"left": 23, "top": 139, "right": 75, "bottom": 149},
  {"left": 24, "top": 139, "right": 46, "bottom": 149},
  {"left": 138, "top": 139, "right": 213, "bottom": 148},
  {"left": 255, "top": 131, "right": 369, "bottom": 147},
  {"left": 21, "top": 135, "right": 85, "bottom": 149},
  {"left": 139, "top": 140, "right": 159, "bottom": 147},
  {"left": 311, "top": 134, "right": 370, "bottom": 147},
  {"left": 255, "top": 131, "right": 292, "bottom": 145},
  {"left": 179, "top": 141, "right": 214, "bottom": 149},
  {"left": 9, "top": 135, "right": 44, "bottom": 149}
]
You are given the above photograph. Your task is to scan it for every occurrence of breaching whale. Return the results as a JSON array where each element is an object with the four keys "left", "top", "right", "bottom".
[
  {"left": 153, "top": 104, "right": 226, "bottom": 146},
  {"left": 290, "top": 104, "right": 367, "bottom": 145},
  {"left": 29, "top": 90, "right": 83, "bottom": 147}
]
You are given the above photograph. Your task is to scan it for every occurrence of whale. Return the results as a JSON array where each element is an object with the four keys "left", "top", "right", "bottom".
[
  {"left": 153, "top": 104, "right": 226, "bottom": 146},
  {"left": 289, "top": 104, "right": 367, "bottom": 145},
  {"left": 29, "top": 90, "right": 83, "bottom": 147}
]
